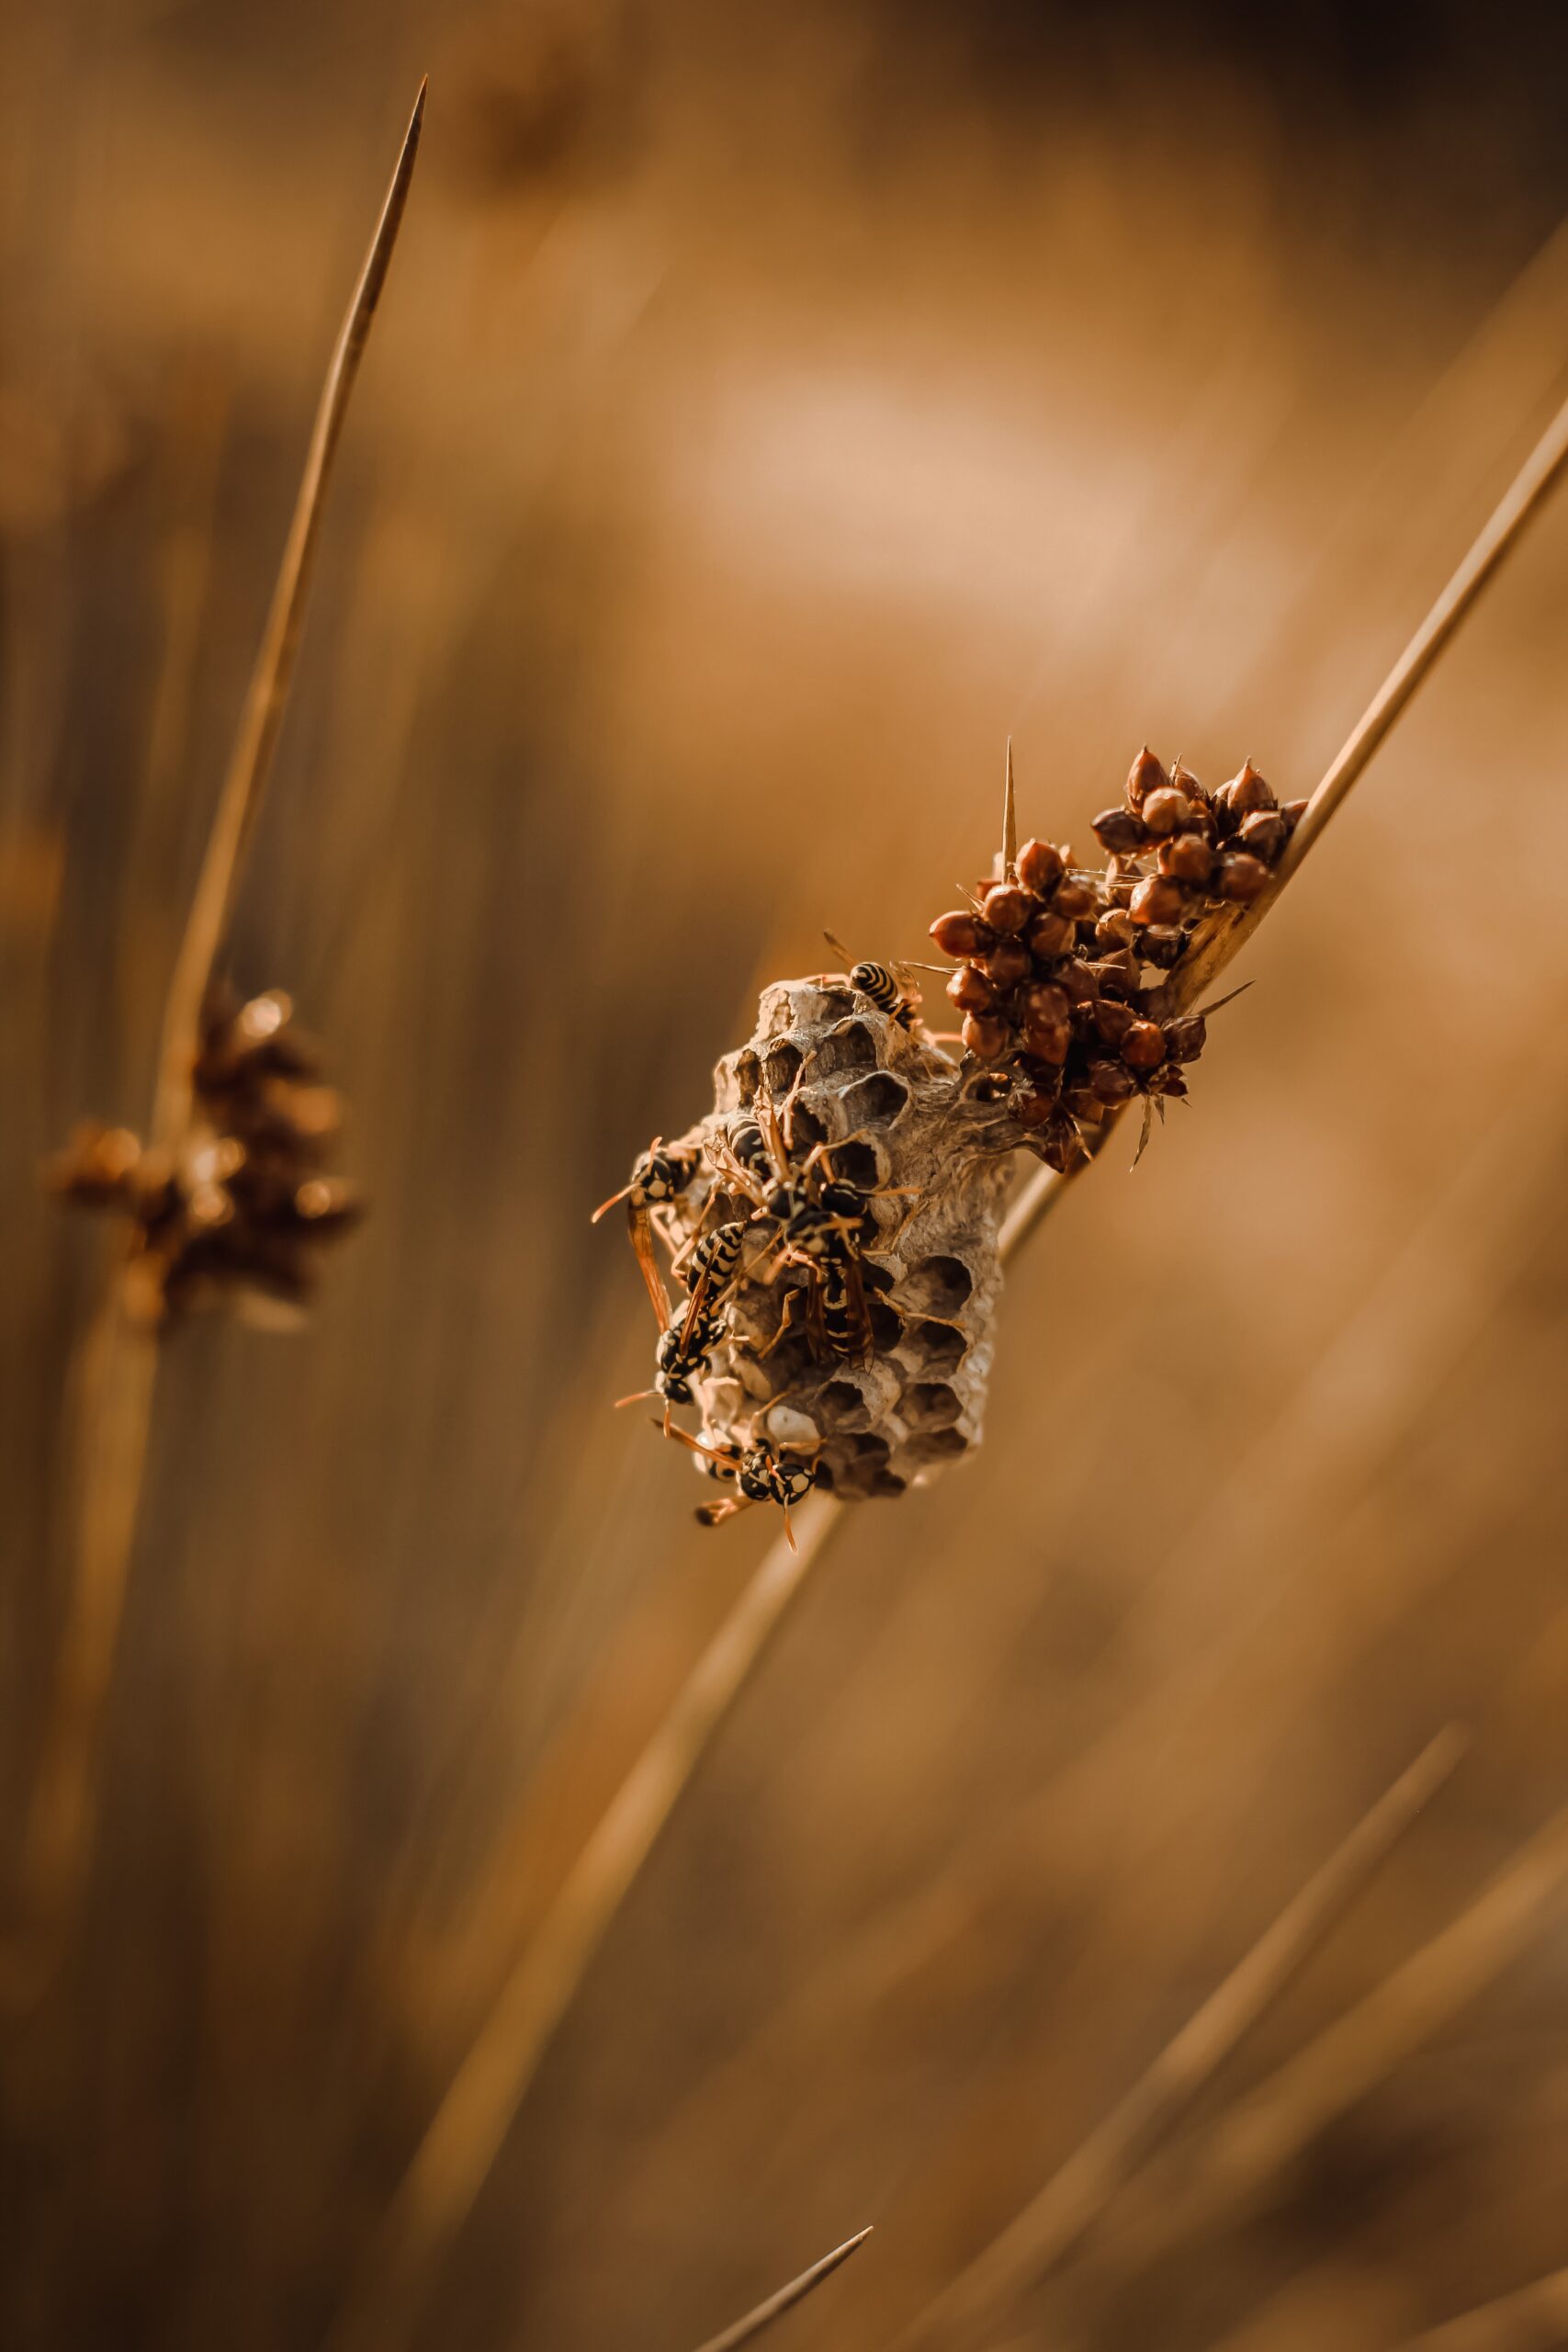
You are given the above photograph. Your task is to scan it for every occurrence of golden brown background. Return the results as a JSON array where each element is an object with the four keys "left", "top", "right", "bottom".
[{"left": 6, "top": 2, "right": 1568, "bottom": 2346}]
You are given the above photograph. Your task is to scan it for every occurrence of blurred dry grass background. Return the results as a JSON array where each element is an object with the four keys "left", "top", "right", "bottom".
[{"left": 6, "top": 2, "right": 1568, "bottom": 2346}]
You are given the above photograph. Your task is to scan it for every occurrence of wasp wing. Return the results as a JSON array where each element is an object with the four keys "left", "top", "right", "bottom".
[{"left": 628, "top": 1201, "right": 672, "bottom": 1329}]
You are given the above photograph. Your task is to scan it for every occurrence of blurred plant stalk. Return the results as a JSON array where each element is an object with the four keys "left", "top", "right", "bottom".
[{"left": 3, "top": 80, "right": 427, "bottom": 2007}]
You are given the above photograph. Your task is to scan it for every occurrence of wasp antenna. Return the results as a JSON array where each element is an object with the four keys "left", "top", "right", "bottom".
[
  {"left": 822, "top": 930, "right": 852, "bottom": 967},
  {"left": 1001, "top": 735, "right": 1018, "bottom": 877},
  {"left": 590, "top": 1186, "right": 630, "bottom": 1223},
  {"left": 614, "top": 1387, "right": 657, "bottom": 1410}
]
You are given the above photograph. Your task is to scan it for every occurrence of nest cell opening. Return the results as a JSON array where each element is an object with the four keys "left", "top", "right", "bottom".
[
  {"left": 908, "top": 1427, "right": 969, "bottom": 1465},
  {"left": 842, "top": 1071, "right": 908, "bottom": 1129},
  {"left": 906, "top": 1317, "right": 966, "bottom": 1372},
  {"left": 789, "top": 1102, "right": 829, "bottom": 1155},
  {"left": 808, "top": 1019, "right": 878, "bottom": 1077},
  {"left": 904, "top": 1380, "right": 963, "bottom": 1430},
  {"left": 902, "top": 1254, "right": 975, "bottom": 1318},
  {"left": 817, "top": 1377, "right": 871, "bottom": 1430},
  {"left": 731, "top": 1051, "right": 761, "bottom": 1106},
  {"left": 866, "top": 1298, "right": 905, "bottom": 1352},
  {"left": 765, "top": 1041, "right": 803, "bottom": 1097},
  {"left": 830, "top": 1137, "right": 885, "bottom": 1191}
]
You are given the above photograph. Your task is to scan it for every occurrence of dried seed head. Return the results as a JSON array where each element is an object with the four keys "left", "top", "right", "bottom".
[
  {"left": 1160, "top": 832, "right": 1215, "bottom": 887},
  {"left": 1140, "top": 786, "right": 1192, "bottom": 838},
  {"left": 930, "top": 909, "right": 991, "bottom": 958},
  {"left": 1139, "top": 923, "right": 1186, "bottom": 968},
  {"left": 1163, "top": 1012, "right": 1207, "bottom": 1062},
  {"left": 963, "top": 1012, "right": 1010, "bottom": 1060},
  {"left": 1218, "top": 761, "right": 1275, "bottom": 818},
  {"left": 981, "top": 881, "right": 1037, "bottom": 935},
  {"left": 1089, "top": 1058, "right": 1136, "bottom": 1105},
  {"left": 1217, "top": 851, "right": 1270, "bottom": 902},
  {"left": 1051, "top": 876, "right": 1097, "bottom": 921},
  {"left": 1120, "top": 1019, "right": 1167, "bottom": 1072},
  {"left": 1129, "top": 874, "right": 1185, "bottom": 926},
  {"left": 1027, "top": 909, "right": 1077, "bottom": 961},
  {"left": 1125, "top": 747, "right": 1168, "bottom": 809},
  {"left": 982, "top": 938, "right": 1032, "bottom": 989},
  {"left": 1092, "top": 807, "right": 1148, "bottom": 855},
  {"left": 947, "top": 965, "right": 997, "bottom": 1013},
  {"left": 1017, "top": 837, "right": 1066, "bottom": 894},
  {"left": 1092, "top": 998, "right": 1134, "bottom": 1047},
  {"left": 1238, "top": 808, "right": 1287, "bottom": 862}
]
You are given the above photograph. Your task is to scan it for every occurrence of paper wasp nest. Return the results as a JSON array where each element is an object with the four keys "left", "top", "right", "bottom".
[{"left": 655, "top": 979, "right": 1015, "bottom": 1500}]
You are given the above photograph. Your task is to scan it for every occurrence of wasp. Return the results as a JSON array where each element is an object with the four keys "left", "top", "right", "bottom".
[
  {"left": 615, "top": 1209, "right": 739, "bottom": 1430},
  {"left": 661, "top": 1421, "right": 818, "bottom": 1546},
  {"left": 592, "top": 1136, "right": 699, "bottom": 1324},
  {"left": 822, "top": 931, "right": 935, "bottom": 1030}
]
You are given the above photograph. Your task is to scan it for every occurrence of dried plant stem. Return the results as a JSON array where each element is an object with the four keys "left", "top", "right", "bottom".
[
  {"left": 897, "top": 1727, "right": 1465, "bottom": 2352},
  {"left": 333, "top": 372, "right": 1568, "bottom": 2351},
  {"left": 9, "top": 87, "right": 425, "bottom": 1988},
  {"left": 152, "top": 77, "right": 426, "bottom": 1148},
  {"left": 1108, "top": 1791, "right": 1568, "bottom": 2278},
  {"left": 1397, "top": 2264, "right": 1568, "bottom": 2351},
  {"left": 1002, "top": 370, "right": 1568, "bottom": 1261},
  {"left": 690, "top": 2226, "right": 874, "bottom": 2352}
]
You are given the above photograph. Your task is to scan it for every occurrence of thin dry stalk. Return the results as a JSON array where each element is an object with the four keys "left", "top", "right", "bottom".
[
  {"left": 897, "top": 1727, "right": 1466, "bottom": 2352},
  {"left": 689, "top": 2226, "right": 874, "bottom": 2352},
  {"left": 1108, "top": 1791, "right": 1568, "bottom": 2277},
  {"left": 332, "top": 373, "right": 1568, "bottom": 2350},
  {"left": 9, "top": 85, "right": 426, "bottom": 1986},
  {"left": 1396, "top": 2264, "right": 1568, "bottom": 2351}
]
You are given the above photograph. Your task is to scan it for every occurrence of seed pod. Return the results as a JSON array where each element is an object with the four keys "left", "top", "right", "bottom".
[
  {"left": 1095, "top": 909, "right": 1138, "bottom": 952},
  {"left": 983, "top": 937, "right": 1032, "bottom": 989},
  {"left": 1092, "top": 807, "right": 1147, "bottom": 855},
  {"left": 1239, "top": 808, "right": 1287, "bottom": 863},
  {"left": 1027, "top": 909, "right": 1077, "bottom": 961},
  {"left": 1052, "top": 877, "right": 1097, "bottom": 922},
  {"left": 1011, "top": 1086, "right": 1057, "bottom": 1130},
  {"left": 1042, "top": 1112, "right": 1086, "bottom": 1173},
  {"left": 962, "top": 1012, "right": 1010, "bottom": 1061},
  {"left": 1088, "top": 949, "right": 1139, "bottom": 997},
  {"left": 1151, "top": 1066, "right": 1189, "bottom": 1097},
  {"left": 1217, "top": 851, "right": 1270, "bottom": 903},
  {"left": 1063, "top": 1085, "right": 1104, "bottom": 1123},
  {"left": 1023, "top": 1017, "right": 1070, "bottom": 1066},
  {"left": 1163, "top": 1012, "right": 1207, "bottom": 1062},
  {"left": 1283, "top": 797, "right": 1308, "bottom": 828},
  {"left": 1057, "top": 958, "right": 1100, "bottom": 1004},
  {"left": 982, "top": 882, "right": 1037, "bottom": 935},
  {"left": 1141, "top": 786, "right": 1192, "bottom": 838},
  {"left": 1170, "top": 761, "right": 1208, "bottom": 807},
  {"left": 1120, "top": 1019, "right": 1167, "bottom": 1072},
  {"left": 1217, "top": 761, "right": 1275, "bottom": 818},
  {"left": 1021, "top": 979, "right": 1069, "bottom": 1024},
  {"left": 1160, "top": 832, "right": 1214, "bottom": 887},
  {"left": 1125, "top": 747, "right": 1168, "bottom": 810},
  {"left": 1129, "top": 874, "right": 1184, "bottom": 926},
  {"left": 1089, "top": 1059, "right": 1136, "bottom": 1105},
  {"left": 948, "top": 964, "right": 998, "bottom": 1013},
  {"left": 930, "top": 909, "right": 992, "bottom": 958},
  {"left": 1092, "top": 998, "right": 1134, "bottom": 1047},
  {"left": 1017, "top": 837, "right": 1066, "bottom": 894},
  {"left": 1139, "top": 924, "right": 1186, "bottom": 968}
]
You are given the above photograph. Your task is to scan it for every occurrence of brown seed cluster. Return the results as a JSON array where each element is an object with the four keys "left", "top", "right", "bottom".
[
  {"left": 929, "top": 751, "right": 1303, "bottom": 1170},
  {"left": 48, "top": 987, "right": 361, "bottom": 1322}
]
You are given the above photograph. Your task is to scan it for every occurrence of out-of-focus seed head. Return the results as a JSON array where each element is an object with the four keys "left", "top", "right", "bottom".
[
  {"left": 1051, "top": 876, "right": 1097, "bottom": 921},
  {"left": 1095, "top": 909, "right": 1139, "bottom": 951},
  {"left": 1027, "top": 909, "right": 1077, "bottom": 961}
]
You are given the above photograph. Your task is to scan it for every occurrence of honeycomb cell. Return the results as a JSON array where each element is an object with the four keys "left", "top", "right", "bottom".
[
  {"left": 842, "top": 1071, "right": 908, "bottom": 1128},
  {"left": 902, "top": 1255, "right": 974, "bottom": 1317}
]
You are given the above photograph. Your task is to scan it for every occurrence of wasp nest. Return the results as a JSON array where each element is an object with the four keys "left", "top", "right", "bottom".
[
  {"left": 647, "top": 978, "right": 1014, "bottom": 1504},
  {"left": 608, "top": 745, "right": 1292, "bottom": 1525},
  {"left": 49, "top": 986, "right": 361, "bottom": 1323}
]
